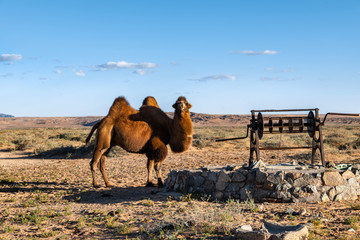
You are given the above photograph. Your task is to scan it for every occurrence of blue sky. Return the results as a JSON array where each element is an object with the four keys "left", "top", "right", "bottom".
[{"left": 1, "top": 1, "right": 359, "bottom": 117}]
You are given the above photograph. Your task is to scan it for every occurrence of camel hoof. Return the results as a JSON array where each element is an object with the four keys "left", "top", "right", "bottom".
[
  {"left": 106, "top": 184, "right": 113, "bottom": 188},
  {"left": 157, "top": 178, "right": 164, "bottom": 188},
  {"left": 146, "top": 182, "right": 155, "bottom": 187},
  {"left": 93, "top": 184, "right": 101, "bottom": 188}
]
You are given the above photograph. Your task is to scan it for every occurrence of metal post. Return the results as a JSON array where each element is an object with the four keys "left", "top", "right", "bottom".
[{"left": 249, "top": 110, "right": 256, "bottom": 166}]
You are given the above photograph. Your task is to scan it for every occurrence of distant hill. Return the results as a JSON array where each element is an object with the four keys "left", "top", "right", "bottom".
[{"left": 0, "top": 113, "right": 14, "bottom": 118}]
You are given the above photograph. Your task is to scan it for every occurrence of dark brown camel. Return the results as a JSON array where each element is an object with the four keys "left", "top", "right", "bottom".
[{"left": 87, "top": 96, "right": 193, "bottom": 188}]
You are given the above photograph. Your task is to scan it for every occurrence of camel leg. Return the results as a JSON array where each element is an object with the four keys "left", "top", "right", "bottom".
[
  {"left": 90, "top": 149, "right": 104, "bottom": 188},
  {"left": 154, "top": 161, "right": 164, "bottom": 188},
  {"left": 146, "top": 159, "right": 155, "bottom": 187},
  {"left": 99, "top": 148, "right": 112, "bottom": 188},
  {"left": 146, "top": 137, "right": 168, "bottom": 187},
  {"left": 153, "top": 142, "right": 168, "bottom": 188}
]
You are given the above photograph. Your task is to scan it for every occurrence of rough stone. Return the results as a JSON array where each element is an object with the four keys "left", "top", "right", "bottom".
[
  {"left": 293, "top": 177, "right": 311, "bottom": 188},
  {"left": 232, "top": 171, "right": 247, "bottom": 182},
  {"left": 165, "top": 165, "right": 359, "bottom": 203},
  {"left": 305, "top": 185, "right": 318, "bottom": 193},
  {"left": 304, "top": 192, "right": 321, "bottom": 203},
  {"left": 255, "top": 169, "right": 268, "bottom": 184},
  {"left": 321, "top": 193, "right": 330, "bottom": 202},
  {"left": 253, "top": 189, "right": 271, "bottom": 201},
  {"left": 261, "top": 221, "right": 309, "bottom": 240},
  {"left": 286, "top": 172, "right": 303, "bottom": 181},
  {"left": 235, "top": 228, "right": 267, "bottom": 240},
  {"left": 214, "top": 191, "right": 224, "bottom": 200},
  {"left": 225, "top": 182, "right": 242, "bottom": 192},
  {"left": 347, "top": 178, "right": 360, "bottom": 188},
  {"left": 215, "top": 181, "right": 229, "bottom": 191},
  {"left": 239, "top": 225, "right": 253, "bottom": 231},
  {"left": 266, "top": 171, "right": 284, "bottom": 185},
  {"left": 328, "top": 188, "right": 336, "bottom": 201},
  {"left": 322, "top": 171, "right": 346, "bottom": 186},
  {"left": 342, "top": 170, "right": 355, "bottom": 180},
  {"left": 207, "top": 171, "right": 218, "bottom": 182},
  {"left": 217, "top": 171, "right": 231, "bottom": 183}
]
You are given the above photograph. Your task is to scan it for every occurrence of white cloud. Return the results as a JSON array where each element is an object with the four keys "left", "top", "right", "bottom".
[
  {"left": 265, "top": 67, "right": 296, "bottom": 73},
  {"left": 133, "top": 69, "right": 146, "bottom": 75},
  {"left": 55, "top": 70, "right": 62, "bottom": 74},
  {"left": 0, "top": 54, "right": 24, "bottom": 62},
  {"left": 0, "top": 73, "right": 13, "bottom": 78},
  {"left": 261, "top": 77, "right": 299, "bottom": 82},
  {"left": 96, "top": 60, "right": 158, "bottom": 70},
  {"left": 190, "top": 74, "right": 236, "bottom": 82},
  {"left": 74, "top": 70, "right": 85, "bottom": 77},
  {"left": 231, "top": 50, "right": 278, "bottom": 55}
]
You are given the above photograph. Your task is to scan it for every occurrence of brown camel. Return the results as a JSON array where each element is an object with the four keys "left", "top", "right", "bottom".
[{"left": 87, "top": 96, "right": 193, "bottom": 188}]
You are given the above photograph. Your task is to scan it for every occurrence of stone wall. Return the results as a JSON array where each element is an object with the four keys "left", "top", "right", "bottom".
[{"left": 164, "top": 165, "right": 360, "bottom": 203}]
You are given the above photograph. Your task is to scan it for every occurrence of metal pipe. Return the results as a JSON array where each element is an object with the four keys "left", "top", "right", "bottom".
[
  {"left": 215, "top": 125, "right": 250, "bottom": 142},
  {"left": 259, "top": 146, "right": 313, "bottom": 150},
  {"left": 322, "top": 112, "right": 360, "bottom": 125},
  {"left": 252, "top": 109, "right": 318, "bottom": 113}
]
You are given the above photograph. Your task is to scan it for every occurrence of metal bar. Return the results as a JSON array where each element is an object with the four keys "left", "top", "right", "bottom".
[
  {"left": 264, "top": 122, "right": 313, "bottom": 128},
  {"left": 252, "top": 109, "right": 317, "bottom": 113},
  {"left": 263, "top": 116, "right": 307, "bottom": 120},
  {"left": 263, "top": 130, "right": 306, "bottom": 134},
  {"left": 259, "top": 146, "right": 313, "bottom": 150},
  {"left": 322, "top": 112, "right": 360, "bottom": 125}
]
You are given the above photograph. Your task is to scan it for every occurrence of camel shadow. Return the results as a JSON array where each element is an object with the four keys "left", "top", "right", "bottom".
[
  {"left": 0, "top": 180, "right": 76, "bottom": 193},
  {"left": 64, "top": 186, "right": 181, "bottom": 204}
]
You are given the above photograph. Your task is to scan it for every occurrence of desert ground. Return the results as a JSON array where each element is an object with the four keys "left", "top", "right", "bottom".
[{"left": 1, "top": 114, "right": 360, "bottom": 239}]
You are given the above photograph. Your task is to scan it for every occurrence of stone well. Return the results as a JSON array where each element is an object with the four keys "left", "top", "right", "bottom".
[{"left": 164, "top": 163, "right": 360, "bottom": 203}]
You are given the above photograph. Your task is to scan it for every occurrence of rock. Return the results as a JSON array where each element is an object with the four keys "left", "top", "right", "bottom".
[
  {"left": 215, "top": 171, "right": 231, "bottom": 191},
  {"left": 217, "top": 171, "right": 231, "bottom": 183},
  {"left": 232, "top": 171, "right": 247, "bottom": 182},
  {"left": 235, "top": 228, "right": 267, "bottom": 240},
  {"left": 320, "top": 193, "right": 330, "bottom": 202},
  {"left": 266, "top": 171, "right": 284, "bottom": 185},
  {"left": 286, "top": 172, "right": 303, "bottom": 181},
  {"left": 347, "top": 178, "right": 360, "bottom": 188},
  {"left": 225, "top": 182, "right": 242, "bottom": 192},
  {"left": 328, "top": 188, "right": 336, "bottom": 201},
  {"left": 305, "top": 185, "right": 318, "bottom": 193},
  {"left": 322, "top": 171, "right": 346, "bottom": 186},
  {"left": 342, "top": 170, "right": 355, "bottom": 180},
  {"left": 253, "top": 188, "right": 271, "bottom": 201},
  {"left": 293, "top": 177, "right": 311, "bottom": 188},
  {"left": 255, "top": 169, "right": 268, "bottom": 184},
  {"left": 239, "top": 225, "right": 253, "bottom": 231},
  {"left": 214, "top": 191, "right": 224, "bottom": 200},
  {"left": 215, "top": 181, "right": 229, "bottom": 191},
  {"left": 285, "top": 208, "right": 295, "bottom": 215},
  {"left": 304, "top": 192, "right": 321, "bottom": 203},
  {"left": 298, "top": 209, "right": 307, "bottom": 216},
  {"left": 207, "top": 171, "right": 217, "bottom": 182},
  {"left": 334, "top": 193, "right": 343, "bottom": 202},
  {"left": 261, "top": 220, "right": 309, "bottom": 240}
]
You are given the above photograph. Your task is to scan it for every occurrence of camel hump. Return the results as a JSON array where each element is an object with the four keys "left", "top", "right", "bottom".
[
  {"left": 142, "top": 96, "right": 159, "bottom": 108},
  {"left": 107, "top": 97, "right": 136, "bottom": 117}
]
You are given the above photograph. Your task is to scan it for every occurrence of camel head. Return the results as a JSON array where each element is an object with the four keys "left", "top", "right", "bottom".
[{"left": 172, "top": 96, "right": 192, "bottom": 113}]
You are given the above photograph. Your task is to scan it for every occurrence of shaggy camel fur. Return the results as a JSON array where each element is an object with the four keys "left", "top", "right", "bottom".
[{"left": 87, "top": 96, "right": 193, "bottom": 188}]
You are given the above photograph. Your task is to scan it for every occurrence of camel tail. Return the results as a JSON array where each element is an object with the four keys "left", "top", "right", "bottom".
[{"left": 85, "top": 120, "right": 103, "bottom": 145}]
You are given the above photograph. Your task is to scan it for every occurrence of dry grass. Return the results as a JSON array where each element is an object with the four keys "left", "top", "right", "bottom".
[{"left": 0, "top": 126, "right": 360, "bottom": 239}]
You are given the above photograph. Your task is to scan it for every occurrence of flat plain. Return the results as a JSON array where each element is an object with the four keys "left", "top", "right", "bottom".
[{"left": 1, "top": 114, "right": 360, "bottom": 239}]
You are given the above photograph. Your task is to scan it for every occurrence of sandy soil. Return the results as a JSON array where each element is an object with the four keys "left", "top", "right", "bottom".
[
  {"left": 1, "top": 115, "right": 360, "bottom": 239},
  {"left": 1, "top": 144, "right": 360, "bottom": 239}
]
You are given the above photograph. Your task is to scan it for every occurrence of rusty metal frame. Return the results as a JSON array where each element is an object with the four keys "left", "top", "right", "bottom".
[{"left": 216, "top": 108, "right": 359, "bottom": 167}]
